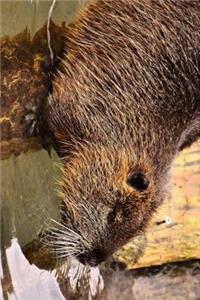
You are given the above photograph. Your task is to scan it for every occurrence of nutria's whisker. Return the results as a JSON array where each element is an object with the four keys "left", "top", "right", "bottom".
[
  {"left": 55, "top": 253, "right": 78, "bottom": 259},
  {"left": 50, "top": 240, "right": 78, "bottom": 246},
  {"left": 53, "top": 237, "right": 80, "bottom": 245},
  {"left": 50, "top": 219, "right": 82, "bottom": 237},
  {"left": 50, "top": 240, "right": 81, "bottom": 248},
  {"left": 48, "top": 228, "right": 81, "bottom": 241},
  {"left": 54, "top": 248, "right": 80, "bottom": 254},
  {"left": 41, "top": 217, "right": 88, "bottom": 261},
  {"left": 52, "top": 215, "right": 91, "bottom": 246},
  {"left": 41, "top": 230, "right": 80, "bottom": 245}
]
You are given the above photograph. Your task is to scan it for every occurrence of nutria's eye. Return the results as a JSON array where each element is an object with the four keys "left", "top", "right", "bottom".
[
  {"left": 107, "top": 210, "right": 117, "bottom": 224},
  {"left": 127, "top": 171, "right": 149, "bottom": 191}
]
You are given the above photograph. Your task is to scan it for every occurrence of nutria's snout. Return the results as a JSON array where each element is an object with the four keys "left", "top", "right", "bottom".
[{"left": 77, "top": 249, "right": 107, "bottom": 267}]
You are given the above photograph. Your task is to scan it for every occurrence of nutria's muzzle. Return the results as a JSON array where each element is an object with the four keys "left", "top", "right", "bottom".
[{"left": 76, "top": 248, "right": 107, "bottom": 267}]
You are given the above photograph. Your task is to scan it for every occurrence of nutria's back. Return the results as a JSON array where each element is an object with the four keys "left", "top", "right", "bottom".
[{"left": 45, "top": 0, "right": 200, "bottom": 266}]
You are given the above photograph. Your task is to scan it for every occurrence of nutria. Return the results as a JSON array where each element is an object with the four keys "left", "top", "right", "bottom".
[{"left": 43, "top": 0, "right": 200, "bottom": 267}]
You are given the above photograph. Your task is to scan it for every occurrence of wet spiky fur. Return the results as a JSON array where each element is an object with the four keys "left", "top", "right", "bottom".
[{"left": 45, "top": 0, "right": 200, "bottom": 264}]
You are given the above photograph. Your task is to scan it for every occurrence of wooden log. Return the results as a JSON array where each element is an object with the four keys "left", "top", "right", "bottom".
[{"left": 0, "top": 22, "right": 66, "bottom": 159}]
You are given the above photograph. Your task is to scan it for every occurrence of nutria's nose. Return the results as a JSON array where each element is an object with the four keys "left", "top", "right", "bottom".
[{"left": 77, "top": 249, "right": 106, "bottom": 267}]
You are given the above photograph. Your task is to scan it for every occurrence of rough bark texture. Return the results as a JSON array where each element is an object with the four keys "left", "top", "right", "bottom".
[{"left": 0, "top": 22, "right": 66, "bottom": 159}]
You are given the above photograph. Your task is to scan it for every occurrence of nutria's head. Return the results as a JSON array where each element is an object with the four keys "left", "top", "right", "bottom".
[{"left": 51, "top": 143, "right": 164, "bottom": 267}]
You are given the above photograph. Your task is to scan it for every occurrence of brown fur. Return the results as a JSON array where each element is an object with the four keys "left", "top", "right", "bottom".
[{"left": 45, "top": 0, "right": 200, "bottom": 266}]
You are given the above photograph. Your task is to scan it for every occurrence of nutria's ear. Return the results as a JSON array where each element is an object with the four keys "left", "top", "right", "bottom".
[{"left": 127, "top": 171, "right": 149, "bottom": 191}]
